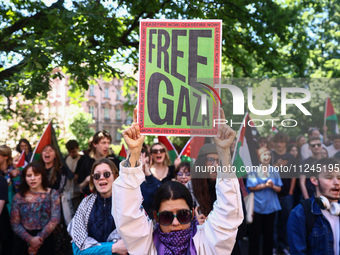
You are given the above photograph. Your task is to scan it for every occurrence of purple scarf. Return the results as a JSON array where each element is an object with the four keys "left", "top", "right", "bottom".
[{"left": 153, "top": 219, "right": 198, "bottom": 255}]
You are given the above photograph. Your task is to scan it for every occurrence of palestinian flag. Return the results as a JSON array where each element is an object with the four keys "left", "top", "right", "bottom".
[
  {"left": 324, "top": 97, "right": 339, "bottom": 134},
  {"left": 119, "top": 144, "right": 127, "bottom": 160},
  {"left": 271, "top": 126, "right": 279, "bottom": 134},
  {"left": 16, "top": 150, "right": 27, "bottom": 170},
  {"left": 30, "top": 119, "right": 60, "bottom": 162},
  {"left": 158, "top": 136, "right": 178, "bottom": 164},
  {"left": 179, "top": 136, "right": 205, "bottom": 161},
  {"left": 232, "top": 114, "right": 259, "bottom": 177}
]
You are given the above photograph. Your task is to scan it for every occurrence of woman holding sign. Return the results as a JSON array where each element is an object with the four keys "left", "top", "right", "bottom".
[{"left": 112, "top": 108, "right": 243, "bottom": 254}]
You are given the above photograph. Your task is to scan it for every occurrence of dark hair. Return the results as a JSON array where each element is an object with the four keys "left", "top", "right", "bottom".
[
  {"left": 308, "top": 127, "right": 320, "bottom": 136},
  {"left": 308, "top": 137, "right": 321, "bottom": 144},
  {"left": 66, "top": 140, "right": 79, "bottom": 151},
  {"left": 332, "top": 134, "right": 340, "bottom": 140},
  {"left": 192, "top": 153, "right": 214, "bottom": 215},
  {"left": 38, "top": 144, "right": 62, "bottom": 186},
  {"left": 334, "top": 151, "right": 340, "bottom": 160},
  {"left": 273, "top": 132, "right": 289, "bottom": 144},
  {"left": 312, "top": 158, "right": 340, "bottom": 177},
  {"left": 16, "top": 139, "right": 33, "bottom": 153},
  {"left": 174, "top": 162, "right": 190, "bottom": 176},
  {"left": 20, "top": 162, "right": 49, "bottom": 196},
  {"left": 93, "top": 130, "right": 112, "bottom": 144},
  {"left": 258, "top": 137, "right": 268, "bottom": 145},
  {"left": 153, "top": 181, "right": 193, "bottom": 212},
  {"left": 89, "top": 158, "right": 118, "bottom": 193},
  {"left": 89, "top": 130, "right": 112, "bottom": 156}
]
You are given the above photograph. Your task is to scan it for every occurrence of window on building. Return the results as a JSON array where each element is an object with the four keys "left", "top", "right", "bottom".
[
  {"left": 116, "top": 89, "right": 121, "bottom": 100},
  {"left": 116, "top": 130, "right": 121, "bottom": 141},
  {"left": 116, "top": 109, "right": 121, "bottom": 120},
  {"left": 104, "top": 87, "right": 109, "bottom": 98},
  {"left": 89, "top": 85, "right": 95, "bottom": 96},
  {"left": 104, "top": 107, "right": 110, "bottom": 119},
  {"left": 89, "top": 106, "right": 95, "bottom": 118}
]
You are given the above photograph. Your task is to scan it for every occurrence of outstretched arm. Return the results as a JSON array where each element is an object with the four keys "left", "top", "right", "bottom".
[{"left": 112, "top": 108, "right": 154, "bottom": 254}]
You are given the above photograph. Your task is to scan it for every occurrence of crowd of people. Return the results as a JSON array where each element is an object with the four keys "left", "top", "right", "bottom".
[{"left": 0, "top": 112, "right": 340, "bottom": 254}]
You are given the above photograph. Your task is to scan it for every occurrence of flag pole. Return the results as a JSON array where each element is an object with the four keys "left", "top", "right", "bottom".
[{"left": 231, "top": 112, "right": 248, "bottom": 165}]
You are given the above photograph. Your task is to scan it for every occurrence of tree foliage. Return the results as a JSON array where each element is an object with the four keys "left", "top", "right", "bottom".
[
  {"left": 1, "top": 0, "right": 339, "bottom": 140},
  {"left": 1, "top": 0, "right": 324, "bottom": 98},
  {"left": 68, "top": 111, "right": 95, "bottom": 150}
]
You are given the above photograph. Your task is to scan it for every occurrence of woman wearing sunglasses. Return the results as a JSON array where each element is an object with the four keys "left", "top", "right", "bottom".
[
  {"left": 140, "top": 142, "right": 175, "bottom": 218},
  {"left": 174, "top": 162, "right": 191, "bottom": 185},
  {"left": 113, "top": 108, "right": 243, "bottom": 254},
  {"left": 68, "top": 158, "right": 127, "bottom": 255}
]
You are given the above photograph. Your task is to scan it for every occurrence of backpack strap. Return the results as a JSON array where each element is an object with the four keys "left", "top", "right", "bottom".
[{"left": 300, "top": 199, "right": 316, "bottom": 237}]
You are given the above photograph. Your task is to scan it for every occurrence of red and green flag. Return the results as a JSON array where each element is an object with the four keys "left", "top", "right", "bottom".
[
  {"left": 119, "top": 144, "right": 127, "bottom": 160},
  {"left": 158, "top": 136, "right": 178, "bottom": 164},
  {"left": 232, "top": 113, "right": 259, "bottom": 177},
  {"left": 271, "top": 126, "right": 279, "bottom": 134},
  {"left": 179, "top": 136, "right": 205, "bottom": 162},
  {"left": 324, "top": 97, "right": 339, "bottom": 134},
  {"left": 30, "top": 120, "right": 60, "bottom": 162},
  {"left": 16, "top": 150, "right": 27, "bottom": 170}
]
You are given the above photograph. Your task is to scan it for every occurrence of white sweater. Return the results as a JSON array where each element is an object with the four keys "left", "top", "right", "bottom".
[{"left": 112, "top": 162, "right": 243, "bottom": 255}]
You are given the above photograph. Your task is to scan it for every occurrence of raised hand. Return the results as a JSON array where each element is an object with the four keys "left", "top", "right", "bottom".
[
  {"left": 122, "top": 108, "right": 145, "bottom": 166},
  {"left": 214, "top": 108, "right": 236, "bottom": 150}
]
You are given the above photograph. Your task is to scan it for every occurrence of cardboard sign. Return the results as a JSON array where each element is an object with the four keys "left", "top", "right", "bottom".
[{"left": 138, "top": 20, "right": 221, "bottom": 136}]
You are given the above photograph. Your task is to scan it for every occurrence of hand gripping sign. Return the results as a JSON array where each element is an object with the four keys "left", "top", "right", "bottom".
[{"left": 138, "top": 20, "right": 222, "bottom": 136}]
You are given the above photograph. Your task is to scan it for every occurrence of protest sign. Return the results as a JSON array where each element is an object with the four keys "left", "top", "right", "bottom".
[{"left": 138, "top": 19, "right": 222, "bottom": 136}]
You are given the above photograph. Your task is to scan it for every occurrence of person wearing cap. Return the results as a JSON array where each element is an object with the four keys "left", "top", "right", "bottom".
[{"left": 247, "top": 147, "right": 283, "bottom": 255}]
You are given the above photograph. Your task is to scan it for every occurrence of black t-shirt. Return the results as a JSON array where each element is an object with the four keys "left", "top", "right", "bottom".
[
  {"left": 0, "top": 175, "right": 10, "bottom": 241},
  {"left": 271, "top": 150, "right": 298, "bottom": 197},
  {"left": 300, "top": 157, "right": 317, "bottom": 198}
]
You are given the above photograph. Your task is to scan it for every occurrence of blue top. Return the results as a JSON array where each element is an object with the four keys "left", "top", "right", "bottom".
[
  {"left": 88, "top": 195, "right": 115, "bottom": 242},
  {"left": 246, "top": 165, "right": 283, "bottom": 214},
  {"left": 287, "top": 195, "right": 337, "bottom": 255}
]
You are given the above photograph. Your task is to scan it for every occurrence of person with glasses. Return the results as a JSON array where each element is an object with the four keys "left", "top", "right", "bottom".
[
  {"left": 174, "top": 162, "right": 191, "bottom": 185},
  {"left": 299, "top": 137, "right": 325, "bottom": 200},
  {"left": 140, "top": 142, "right": 175, "bottom": 218},
  {"left": 68, "top": 158, "right": 127, "bottom": 255},
  {"left": 185, "top": 144, "right": 221, "bottom": 225},
  {"left": 112, "top": 108, "right": 243, "bottom": 254}
]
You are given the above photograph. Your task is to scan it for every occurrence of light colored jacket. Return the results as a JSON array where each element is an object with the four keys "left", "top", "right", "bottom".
[{"left": 112, "top": 162, "right": 243, "bottom": 255}]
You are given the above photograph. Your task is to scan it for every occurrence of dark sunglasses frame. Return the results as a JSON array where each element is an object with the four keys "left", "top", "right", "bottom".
[
  {"left": 157, "top": 209, "right": 192, "bottom": 226},
  {"left": 92, "top": 171, "right": 112, "bottom": 180},
  {"left": 310, "top": 143, "right": 322, "bottom": 148},
  {"left": 151, "top": 148, "right": 166, "bottom": 154}
]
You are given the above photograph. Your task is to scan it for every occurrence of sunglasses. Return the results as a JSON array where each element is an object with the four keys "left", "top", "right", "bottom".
[
  {"left": 157, "top": 209, "right": 192, "bottom": 226},
  {"left": 310, "top": 143, "right": 321, "bottom": 148},
  {"left": 177, "top": 172, "right": 190, "bottom": 177},
  {"left": 92, "top": 171, "right": 112, "bottom": 180},
  {"left": 206, "top": 157, "right": 219, "bottom": 165},
  {"left": 151, "top": 148, "right": 166, "bottom": 154}
]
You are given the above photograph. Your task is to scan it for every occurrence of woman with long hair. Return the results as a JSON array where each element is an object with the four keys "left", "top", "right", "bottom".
[
  {"left": 38, "top": 144, "right": 71, "bottom": 192},
  {"left": 140, "top": 142, "right": 175, "bottom": 217},
  {"left": 247, "top": 147, "right": 283, "bottom": 255},
  {"left": 68, "top": 158, "right": 127, "bottom": 254},
  {"left": 16, "top": 138, "right": 33, "bottom": 162},
  {"left": 10, "top": 162, "right": 60, "bottom": 255},
  {"left": 112, "top": 108, "right": 243, "bottom": 254}
]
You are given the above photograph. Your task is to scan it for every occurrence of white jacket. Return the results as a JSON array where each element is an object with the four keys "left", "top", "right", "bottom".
[{"left": 112, "top": 162, "right": 243, "bottom": 255}]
